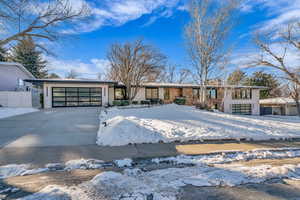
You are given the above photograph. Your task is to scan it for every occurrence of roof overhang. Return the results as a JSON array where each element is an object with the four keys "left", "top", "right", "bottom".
[{"left": 24, "top": 79, "right": 118, "bottom": 85}]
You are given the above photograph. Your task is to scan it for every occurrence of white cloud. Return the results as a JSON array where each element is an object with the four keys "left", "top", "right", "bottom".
[
  {"left": 44, "top": 55, "right": 110, "bottom": 79},
  {"left": 62, "top": 0, "right": 183, "bottom": 34},
  {"left": 230, "top": 42, "right": 300, "bottom": 75},
  {"left": 242, "top": 0, "right": 300, "bottom": 33}
]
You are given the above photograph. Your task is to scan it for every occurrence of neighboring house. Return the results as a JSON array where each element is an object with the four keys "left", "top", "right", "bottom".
[
  {"left": 260, "top": 97, "right": 299, "bottom": 116},
  {"left": 25, "top": 79, "right": 265, "bottom": 115},
  {"left": 0, "top": 62, "right": 35, "bottom": 91},
  {"left": 0, "top": 62, "right": 38, "bottom": 108}
]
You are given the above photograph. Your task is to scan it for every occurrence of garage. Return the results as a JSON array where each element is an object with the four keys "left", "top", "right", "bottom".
[
  {"left": 52, "top": 87, "right": 102, "bottom": 107},
  {"left": 24, "top": 79, "right": 117, "bottom": 108},
  {"left": 232, "top": 104, "right": 252, "bottom": 115}
]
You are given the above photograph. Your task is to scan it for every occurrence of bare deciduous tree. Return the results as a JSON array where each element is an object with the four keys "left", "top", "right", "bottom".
[
  {"left": 160, "top": 64, "right": 192, "bottom": 83},
  {"left": 65, "top": 69, "right": 78, "bottom": 79},
  {"left": 250, "top": 22, "right": 300, "bottom": 116},
  {"left": 162, "top": 64, "right": 176, "bottom": 83},
  {"left": 0, "top": 0, "right": 89, "bottom": 46},
  {"left": 185, "top": 0, "right": 238, "bottom": 104},
  {"left": 288, "top": 82, "right": 300, "bottom": 116},
  {"left": 178, "top": 69, "right": 192, "bottom": 83},
  {"left": 107, "top": 40, "right": 166, "bottom": 103}
]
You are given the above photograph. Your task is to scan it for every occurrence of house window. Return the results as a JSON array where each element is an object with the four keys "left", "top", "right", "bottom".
[
  {"left": 232, "top": 104, "right": 252, "bottom": 115},
  {"left": 207, "top": 88, "right": 217, "bottom": 99},
  {"left": 114, "top": 87, "right": 126, "bottom": 100},
  {"left": 232, "top": 88, "right": 252, "bottom": 100},
  {"left": 146, "top": 87, "right": 158, "bottom": 99},
  {"left": 193, "top": 88, "right": 200, "bottom": 99},
  {"left": 164, "top": 88, "right": 170, "bottom": 100}
]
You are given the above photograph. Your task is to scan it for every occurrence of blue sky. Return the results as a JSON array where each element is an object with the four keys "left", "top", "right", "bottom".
[{"left": 44, "top": 0, "right": 300, "bottom": 79}]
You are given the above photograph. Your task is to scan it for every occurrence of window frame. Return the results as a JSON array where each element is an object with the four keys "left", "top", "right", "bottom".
[
  {"left": 232, "top": 88, "right": 252, "bottom": 100},
  {"left": 114, "top": 87, "right": 127, "bottom": 100},
  {"left": 164, "top": 88, "right": 170, "bottom": 100},
  {"left": 145, "top": 87, "right": 159, "bottom": 100},
  {"left": 207, "top": 88, "right": 217, "bottom": 99},
  {"left": 193, "top": 88, "right": 200, "bottom": 99}
]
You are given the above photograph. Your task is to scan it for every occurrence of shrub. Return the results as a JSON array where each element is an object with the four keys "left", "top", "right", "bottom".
[
  {"left": 141, "top": 100, "right": 151, "bottom": 105},
  {"left": 195, "top": 103, "right": 213, "bottom": 111},
  {"left": 150, "top": 99, "right": 159, "bottom": 104},
  {"left": 121, "top": 100, "right": 130, "bottom": 106},
  {"left": 113, "top": 100, "right": 130, "bottom": 106},
  {"left": 174, "top": 98, "right": 186, "bottom": 105},
  {"left": 113, "top": 100, "right": 122, "bottom": 106},
  {"left": 158, "top": 99, "right": 164, "bottom": 104},
  {"left": 132, "top": 101, "right": 139, "bottom": 105}
]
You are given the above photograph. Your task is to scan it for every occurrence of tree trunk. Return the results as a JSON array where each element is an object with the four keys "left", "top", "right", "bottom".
[
  {"left": 126, "top": 83, "right": 132, "bottom": 104},
  {"left": 295, "top": 99, "right": 300, "bottom": 117}
]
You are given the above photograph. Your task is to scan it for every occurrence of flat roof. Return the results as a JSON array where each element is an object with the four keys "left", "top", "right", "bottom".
[
  {"left": 24, "top": 79, "right": 118, "bottom": 85},
  {"left": 141, "top": 82, "right": 268, "bottom": 89},
  {"left": 24, "top": 79, "right": 268, "bottom": 89}
]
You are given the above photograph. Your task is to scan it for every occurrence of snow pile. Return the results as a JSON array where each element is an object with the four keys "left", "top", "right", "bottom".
[
  {"left": 152, "top": 148, "right": 300, "bottom": 165},
  {"left": 0, "top": 164, "right": 30, "bottom": 179},
  {"left": 97, "top": 104, "right": 300, "bottom": 146},
  {"left": 17, "top": 160, "right": 300, "bottom": 200},
  {"left": 18, "top": 185, "right": 90, "bottom": 200},
  {"left": 21, "top": 168, "right": 49, "bottom": 176},
  {"left": 114, "top": 158, "right": 133, "bottom": 167},
  {"left": 87, "top": 163, "right": 300, "bottom": 199},
  {"left": 64, "top": 159, "right": 104, "bottom": 170},
  {"left": 0, "top": 108, "right": 38, "bottom": 119}
]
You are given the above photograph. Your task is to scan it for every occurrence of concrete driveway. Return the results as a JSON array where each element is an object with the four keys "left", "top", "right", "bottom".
[{"left": 0, "top": 107, "right": 101, "bottom": 148}]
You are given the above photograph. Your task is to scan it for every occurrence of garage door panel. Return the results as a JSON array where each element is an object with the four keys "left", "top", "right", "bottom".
[
  {"left": 232, "top": 104, "right": 252, "bottom": 115},
  {"left": 52, "top": 87, "right": 102, "bottom": 107},
  {"left": 53, "top": 102, "right": 66, "bottom": 107}
]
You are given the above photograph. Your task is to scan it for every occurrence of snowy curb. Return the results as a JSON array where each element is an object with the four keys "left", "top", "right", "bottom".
[{"left": 2, "top": 148, "right": 300, "bottom": 179}]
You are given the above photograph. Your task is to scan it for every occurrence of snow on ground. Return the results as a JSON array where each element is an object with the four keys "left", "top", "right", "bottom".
[
  {"left": 0, "top": 164, "right": 50, "bottom": 179},
  {"left": 2, "top": 148, "right": 300, "bottom": 179},
  {"left": 114, "top": 158, "right": 133, "bottom": 167},
  {"left": 0, "top": 107, "right": 38, "bottom": 119},
  {"left": 64, "top": 159, "right": 104, "bottom": 170},
  {"left": 152, "top": 148, "right": 300, "bottom": 165},
  {"left": 0, "top": 159, "right": 105, "bottom": 179},
  {"left": 0, "top": 164, "right": 30, "bottom": 179},
  {"left": 97, "top": 104, "right": 300, "bottom": 146},
  {"left": 18, "top": 163, "right": 300, "bottom": 200},
  {"left": 18, "top": 185, "right": 90, "bottom": 200}
]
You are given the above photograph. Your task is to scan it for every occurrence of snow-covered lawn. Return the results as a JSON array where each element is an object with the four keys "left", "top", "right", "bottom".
[
  {"left": 97, "top": 104, "right": 300, "bottom": 146},
  {"left": 0, "top": 107, "right": 38, "bottom": 119}
]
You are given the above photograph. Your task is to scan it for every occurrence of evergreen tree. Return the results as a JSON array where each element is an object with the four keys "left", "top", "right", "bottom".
[
  {"left": 11, "top": 37, "right": 48, "bottom": 78},
  {"left": 227, "top": 69, "right": 247, "bottom": 85},
  {"left": 0, "top": 46, "right": 7, "bottom": 61},
  {"left": 48, "top": 73, "right": 60, "bottom": 79},
  {"left": 244, "top": 71, "right": 281, "bottom": 99}
]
